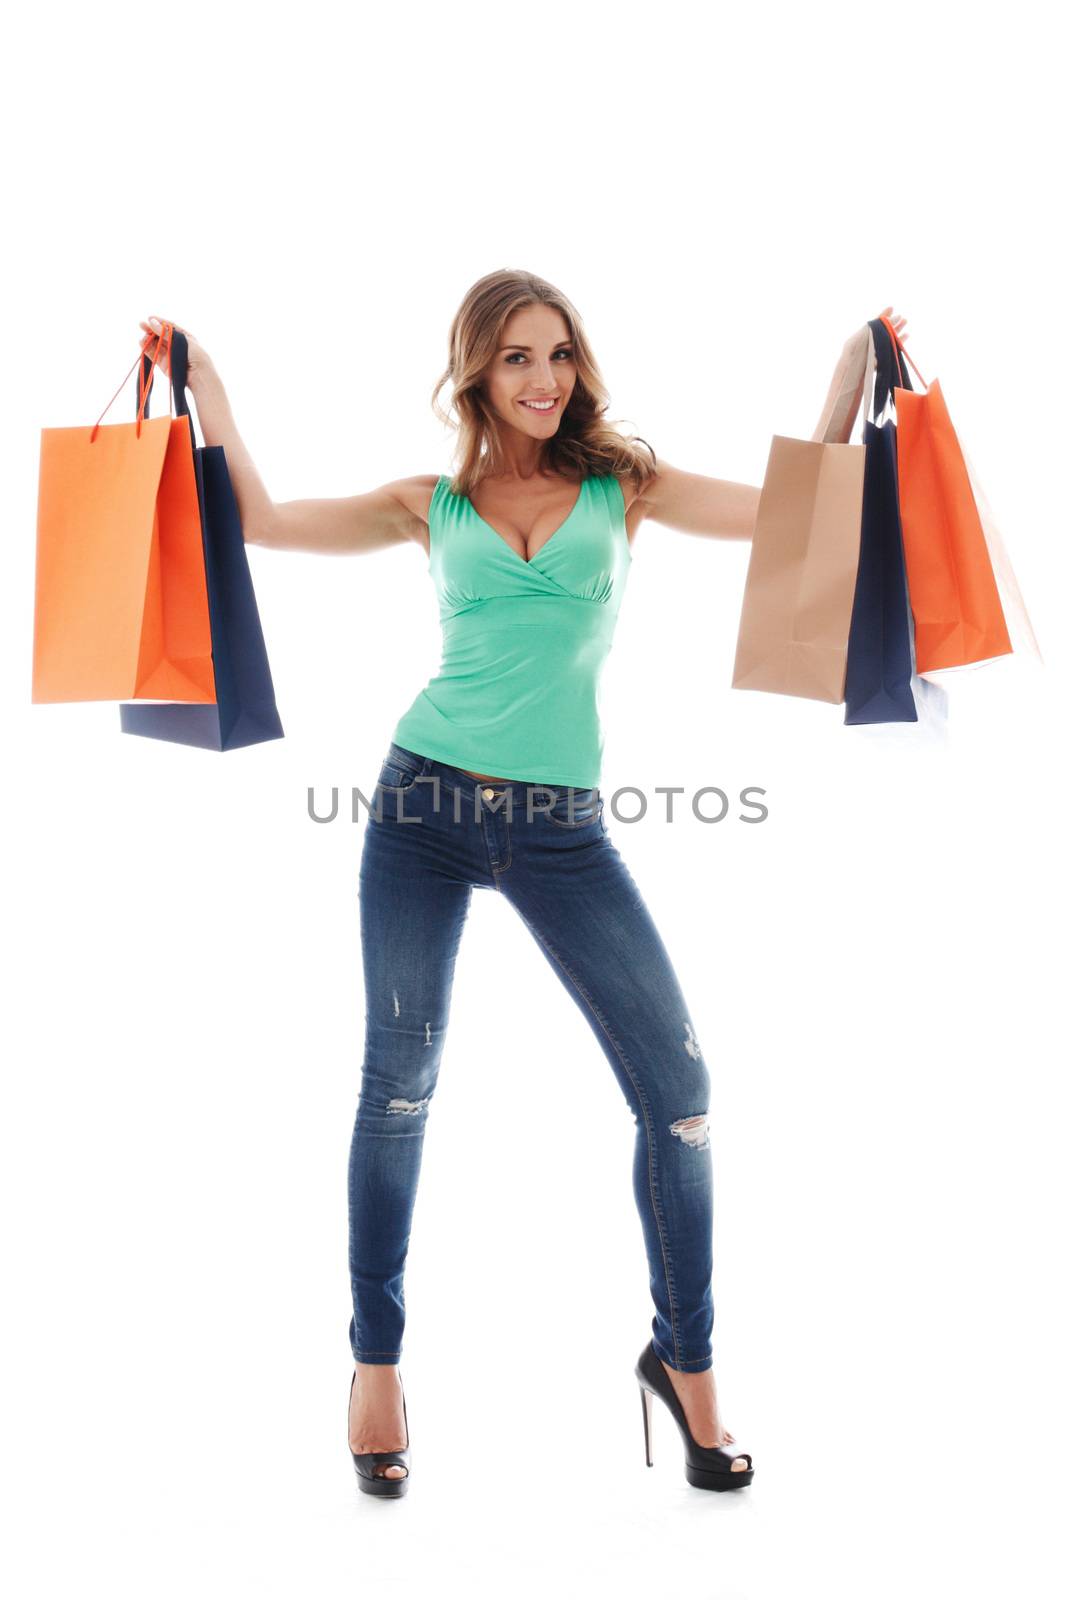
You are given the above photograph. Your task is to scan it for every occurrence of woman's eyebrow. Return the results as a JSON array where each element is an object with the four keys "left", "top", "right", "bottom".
[{"left": 499, "top": 340, "right": 573, "bottom": 351}]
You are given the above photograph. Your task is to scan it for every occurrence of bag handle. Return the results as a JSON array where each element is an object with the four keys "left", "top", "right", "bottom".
[
  {"left": 138, "top": 327, "right": 197, "bottom": 445},
  {"left": 89, "top": 320, "right": 174, "bottom": 444},
  {"left": 866, "top": 315, "right": 913, "bottom": 424},
  {"left": 814, "top": 313, "right": 927, "bottom": 443},
  {"left": 877, "top": 313, "right": 927, "bottom": 393},
  {"left": 816, "top": 323, "right": 877, "bottom": 444}
]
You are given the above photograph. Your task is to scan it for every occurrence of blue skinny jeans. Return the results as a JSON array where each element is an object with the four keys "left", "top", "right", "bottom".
[{"left": 348, "top": 743, "right": 715, "bottom": 1373}]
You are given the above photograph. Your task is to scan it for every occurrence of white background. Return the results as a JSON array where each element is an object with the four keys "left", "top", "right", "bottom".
[{"left": 4, "top": 2, "right": 1064, "bottom": 1596}]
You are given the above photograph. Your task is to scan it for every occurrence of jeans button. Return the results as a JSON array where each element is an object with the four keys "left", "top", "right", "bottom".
[{"left": 481, "top": 787, "right": 495, "bottom": 800}]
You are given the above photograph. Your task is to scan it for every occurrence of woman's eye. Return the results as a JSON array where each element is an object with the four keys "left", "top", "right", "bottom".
[{"left": 504, "top": 350, "right": 573, "bottom": 364}]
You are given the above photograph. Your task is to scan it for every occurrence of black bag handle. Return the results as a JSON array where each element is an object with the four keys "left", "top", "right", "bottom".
[
  {"left": 867, "top": 315, "right": 916, "bottom": 423},
  {"left": 136, "top": 327, "right": 196, "bottom": 444}
]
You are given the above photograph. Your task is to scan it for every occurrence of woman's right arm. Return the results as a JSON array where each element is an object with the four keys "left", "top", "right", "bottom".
[{"left": 139, "top": 317, "right": 433, "bottom": 555}]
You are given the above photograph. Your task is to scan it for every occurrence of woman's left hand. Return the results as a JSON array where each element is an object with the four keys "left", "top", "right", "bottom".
[
  {"left": 877, "top": 306, "right": 908, "bottom": 345},
  {"left": 842, "top": 305, "right": 909, "bottom": 359},
  {"left": 817, "top": 307, "right": 912, "bottom": 441}
]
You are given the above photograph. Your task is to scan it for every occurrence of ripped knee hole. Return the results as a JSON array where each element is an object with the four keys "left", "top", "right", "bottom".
[{"left": 669, "top": 1112, "right": 710, "bottom": 1149}]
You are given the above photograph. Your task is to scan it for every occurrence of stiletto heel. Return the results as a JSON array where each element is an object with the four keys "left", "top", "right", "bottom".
[
  {"left": 634, "top": 1340, "right": 754, "bottom": 1491},
  {"left": 348, "top": 1369, "right": 411, "bottom": 1498},
  {"left": 640, "top": 1382, "right": 654, "bottom": 1467}
]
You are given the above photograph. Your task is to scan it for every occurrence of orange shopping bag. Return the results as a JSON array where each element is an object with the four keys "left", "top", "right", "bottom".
[
  {"left": 33, "top": 323, "right": 217, "bottom": 704},
  {"left": 879, "top": 316, "right": 1012, "bottom": 674}
]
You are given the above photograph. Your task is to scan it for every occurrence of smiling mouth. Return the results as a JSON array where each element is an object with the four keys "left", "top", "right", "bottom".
[{"left": 518, "top": 398, "right": 559, "bottom": 412}]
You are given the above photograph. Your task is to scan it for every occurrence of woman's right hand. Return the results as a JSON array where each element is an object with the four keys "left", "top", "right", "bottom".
[{"left": 137, "top": 316, "right": 212, "bottom": 383}]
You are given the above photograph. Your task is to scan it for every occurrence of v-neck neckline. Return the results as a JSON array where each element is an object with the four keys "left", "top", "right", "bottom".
[{"left": 463, "top": 477, "right": 588, "bottom": 566}]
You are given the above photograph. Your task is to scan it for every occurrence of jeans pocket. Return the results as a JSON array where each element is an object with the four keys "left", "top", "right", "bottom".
[
  {"left": 376, "top": 763, "right": 419, "bottom": 792},
  {"left": 542, "top": 788, "right": 603, "bottom": 829},
  {"left": 376, "top": 745, "right": 423, "bottom": 791}
]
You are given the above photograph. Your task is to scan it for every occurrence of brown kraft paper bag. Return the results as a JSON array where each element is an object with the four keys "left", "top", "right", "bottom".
[{"left": 731, "top": 326, "right": 875, "bottom": 703}]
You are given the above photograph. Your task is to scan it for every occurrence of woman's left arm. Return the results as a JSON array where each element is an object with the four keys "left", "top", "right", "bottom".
[
  {"left": 634, "top": 307, "right": 910, "bottom": 543},
  {"left": 633, "top": 464, "right": 763, "bottom": 542}
]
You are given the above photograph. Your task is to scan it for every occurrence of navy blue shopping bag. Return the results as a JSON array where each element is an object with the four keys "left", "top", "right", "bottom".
[
  {"left": 119, "top": 329, "right": 284, "bottom": 751},
  {"left": 843, "top": 316, "right": 918, "bottom": 725}
]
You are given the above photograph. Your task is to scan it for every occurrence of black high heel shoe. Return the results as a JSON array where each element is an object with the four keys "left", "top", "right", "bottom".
[
  {"left": 635, "top": 1340, "right": 754, "bottom": 1490},
  {"left": 348, "top": 1369, "right": 411, "bottom": 1498}
]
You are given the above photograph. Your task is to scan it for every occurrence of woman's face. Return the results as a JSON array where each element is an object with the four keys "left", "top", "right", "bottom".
[{"left": 481, "top": 303, "right": 577, "bottom": 439}]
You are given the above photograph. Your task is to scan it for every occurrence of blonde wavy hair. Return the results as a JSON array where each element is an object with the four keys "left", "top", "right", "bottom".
[{"left": 431, "top": 268, "right": 658, "bottom": 499}]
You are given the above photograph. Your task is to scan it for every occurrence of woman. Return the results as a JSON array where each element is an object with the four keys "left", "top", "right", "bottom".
[{"left": 140, "top": 276, "right": 908, "bottom": 1499}]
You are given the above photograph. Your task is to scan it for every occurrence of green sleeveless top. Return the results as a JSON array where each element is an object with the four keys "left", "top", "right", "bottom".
[{"left": 391, "top": 472, "right": 632, "bottom": 787}]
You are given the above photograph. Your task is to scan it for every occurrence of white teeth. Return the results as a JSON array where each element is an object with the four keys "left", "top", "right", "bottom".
[{"left": 521, "top": 399, "right": 557, "bottom": 410}]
